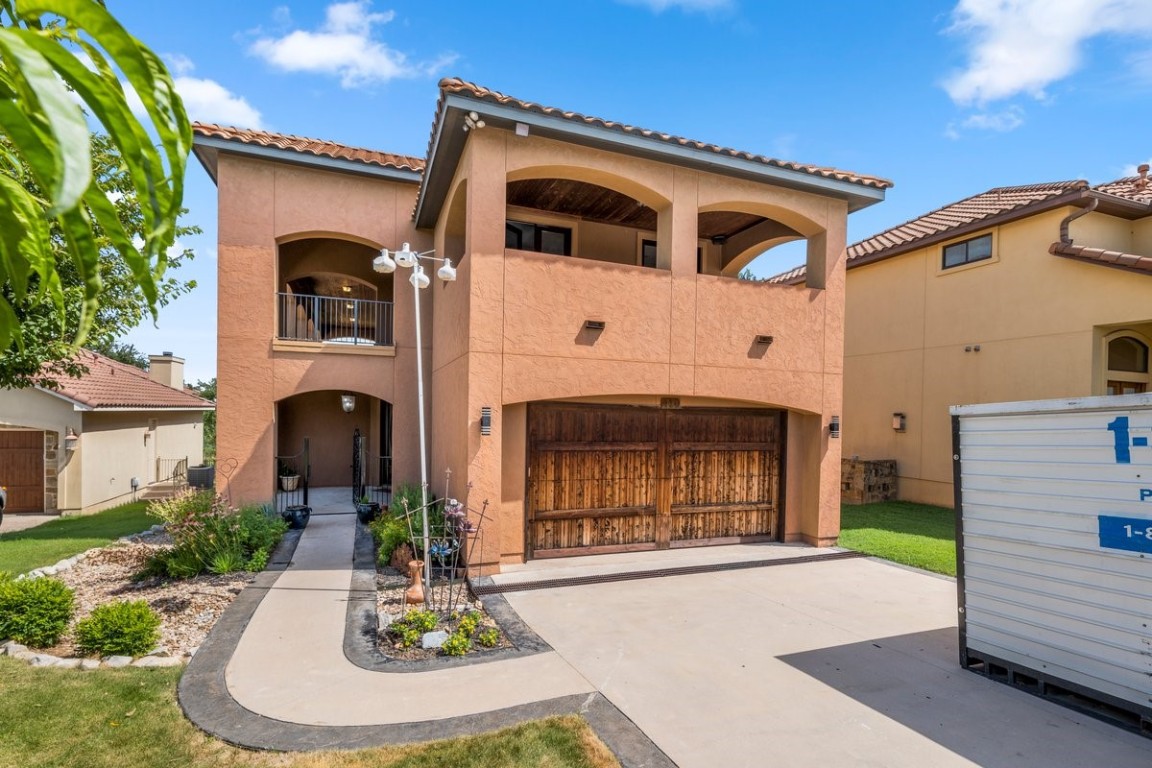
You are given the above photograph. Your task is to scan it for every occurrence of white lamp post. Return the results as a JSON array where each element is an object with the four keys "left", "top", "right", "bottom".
[{"left": 373, "top": 243, "right": 456, "bottom": 602}]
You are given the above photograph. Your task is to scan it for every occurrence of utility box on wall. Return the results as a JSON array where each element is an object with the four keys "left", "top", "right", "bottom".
[{"left": 952, "top": 394, "right": 1152, "bottom": 736}]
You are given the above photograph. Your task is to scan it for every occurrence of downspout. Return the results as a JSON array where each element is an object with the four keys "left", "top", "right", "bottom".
[{"left": 1054, "top": 196, "right": 1098, "bottom": 249}]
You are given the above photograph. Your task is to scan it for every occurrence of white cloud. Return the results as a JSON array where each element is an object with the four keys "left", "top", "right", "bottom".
[
  {"left": 123, "top": 56, "right": 263, "bottom": 128},
  {"left": 944, "top": 0, "right": 1152, "bottom": 106},
  {"left": 248, "top": 1, "right": 455, "bottom": 88},
  {"left": 175, "top": 77, "right": 263, "bottom": 127},
  {"left": 961, "top": 106, "right": 1025, "bottom": 132},
  {"left": 620, "top": 0, "right": 733, "bottom": 11}
]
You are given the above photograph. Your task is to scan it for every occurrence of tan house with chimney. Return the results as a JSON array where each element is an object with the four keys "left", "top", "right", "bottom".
[
  {"left": 193, "top": 78, "right": 890, "bottom": 570},
  {"left": 775, "top": 171, "right": 1152, "bottom": 507},
  {"left": 0, "top": 351, "right": 213, "bottom": 515}
]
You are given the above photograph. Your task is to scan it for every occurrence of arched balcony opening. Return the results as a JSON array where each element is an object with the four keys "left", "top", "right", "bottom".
[
  {"left": 505, "top": 177, "right": 665, "bottom": 269},
  {"left": 696, "top": 209, "right": 806, "bottom": 279},
  {"left": 277, "top": 238, "right": 394, "bottom": 346}
]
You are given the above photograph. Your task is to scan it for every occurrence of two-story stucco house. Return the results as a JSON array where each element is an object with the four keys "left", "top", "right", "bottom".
[
  {"left": 775, "top": 172, "right": 1152, "bottom": 507},
  {"left": 192, "top": 78, "right": 889, "bottom": 570}
]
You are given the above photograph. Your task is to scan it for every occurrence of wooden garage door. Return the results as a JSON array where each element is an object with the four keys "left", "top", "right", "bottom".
[
  {"left": 0, "top": 431, "right": 44, "bottom": 513},
  {"left": 527, "top": 404, "right": 782, "bottom": 558}
]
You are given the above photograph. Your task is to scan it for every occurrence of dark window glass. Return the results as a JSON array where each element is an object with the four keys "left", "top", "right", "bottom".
[
  {"left": 942, "top": 234, "right": 993, "bottom": 269},
  {"left": 1108, "top": 337, "right": 1149, "bottom": 373},
  {"left": 641, "top": 239, "right": 657, "bottom": 268},
  {"left": 505, "top": 220, "right": 571, "bottom": 256}
]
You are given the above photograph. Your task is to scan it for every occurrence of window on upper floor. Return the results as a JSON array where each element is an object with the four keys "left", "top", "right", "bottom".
[
  {"left": 942, "top": 234, "right": 992, "bottom": 270},
  {"left": 506, "top": 220, "right": 572, "bottom": 256}
]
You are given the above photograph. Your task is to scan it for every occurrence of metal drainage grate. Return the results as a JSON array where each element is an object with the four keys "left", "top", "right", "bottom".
[{"left": 472, "top": 549, "right": 868, "bottom": 595}]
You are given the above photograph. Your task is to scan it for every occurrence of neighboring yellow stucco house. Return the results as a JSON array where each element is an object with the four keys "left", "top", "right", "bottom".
[
  {"left": 776, "top": 171, "right": 1152, "bottom": 507},
  {"left": 193, "top": 78, "right": 891, "bottom": 571}
]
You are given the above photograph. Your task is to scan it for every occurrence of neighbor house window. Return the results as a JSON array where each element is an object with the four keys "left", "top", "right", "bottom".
[
  {"left": 505, "top": 220, "right": 572, "bottom": 256},
  {"left": 942, "top": 234, "right": 992, "bottom": 269},
  {"left": 1106, "top": 334, "right": 1149, "bottom": 395}
]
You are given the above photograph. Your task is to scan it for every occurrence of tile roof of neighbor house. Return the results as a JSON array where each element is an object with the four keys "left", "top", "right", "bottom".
[
  {"left": 434, "top": 78, "right": 893, "bottom": 191},
  {"left": 41, "top": 351, "right": 214, "bottom": 410},
  {"left": 192, "top": 123, "right": 426, "bottom": 172},
  {"left": 770, "top": 176, "right": 1152, "bottom": 283}
]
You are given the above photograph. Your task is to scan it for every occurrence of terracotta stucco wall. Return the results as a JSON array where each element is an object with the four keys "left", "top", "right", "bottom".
[
  {"left": 431, "top": 127, "right": 848, "bottom": 562},
  {"left": 215, "top": 154, "right": 427, "bottom": 503},
  {"left": 844, "top": 207, "right": 1152, "bottom": 506}
]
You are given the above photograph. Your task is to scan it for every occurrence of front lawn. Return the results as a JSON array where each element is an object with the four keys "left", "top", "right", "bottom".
[
  {"left": 837, "top": 501, "right": 956, "bottom": 576},
  {"left": 0, "top": 501, "right": 159, "bottom": 576},
  {"left": 0, "top": 657, "right": 618, "bottom": 768}
]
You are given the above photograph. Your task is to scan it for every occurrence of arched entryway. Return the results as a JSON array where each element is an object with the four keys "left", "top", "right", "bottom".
[{"left": 276, "top": 390, "right": 392, "bottom": 489}]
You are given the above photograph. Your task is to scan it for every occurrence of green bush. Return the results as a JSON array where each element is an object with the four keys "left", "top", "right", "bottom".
[
  {"left": 0, "top": 577, "right": 75, "bottom": 647},
  {"left": 457, "top": 611, "right": 482, "bottom": 637},
  {"left": 371, "top": 517, "right": 410, "bottom": 566},
  {"left": 74, "top": 600, "right": 161, "bottom": 657},
  {"left": 441, "top": 629, "right": 471, "bottom": 657},
  {"left": 387, "top": 483, "right": 443, "bottom": 543},
  {"left": 476, "top": 627, "right": 500, "bottom": 648},
  {"left": 402, "top": 609, "right": 438, "bottom": 633},
  {"left": 142, "top": 493, "right": 286, "bottom": 579}
]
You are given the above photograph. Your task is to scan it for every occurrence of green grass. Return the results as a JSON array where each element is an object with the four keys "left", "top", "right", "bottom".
[
  {"left": 0, "top": 657, "right": 618, "bottom": 768},
  {"left": 837, "top": 501, "right": 957, "bottom": 576},
  {"left": 0, "top": 502, "right": 159, "bottom": 576}
]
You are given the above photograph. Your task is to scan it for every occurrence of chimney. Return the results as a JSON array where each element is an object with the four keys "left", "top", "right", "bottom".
[
  {"left": 1136, "top": 163, "right": 1149, "bottom": 192},
  {"left": 148, "top": 351, "right": 185, "bottom": 390}
]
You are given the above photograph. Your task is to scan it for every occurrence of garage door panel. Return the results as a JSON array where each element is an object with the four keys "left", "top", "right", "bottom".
[
  {"left": 528, "top": 404, "right": 782, "bottom": 558},
  {"left": 0, "top": 430, "right": 44, "bottom": 513}
]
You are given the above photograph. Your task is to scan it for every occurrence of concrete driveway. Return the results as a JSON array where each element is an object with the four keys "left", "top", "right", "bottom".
[{"left": 503, "top": 557, "right": 1152, "bottom": 768}]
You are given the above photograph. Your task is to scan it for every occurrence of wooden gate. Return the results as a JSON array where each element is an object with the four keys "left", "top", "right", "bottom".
[
  {"left": 527, "top": 404, "right": 783, "bottom": 558},
  {"left": 0, "top": 430, "right": 44, "bottom": 513}
]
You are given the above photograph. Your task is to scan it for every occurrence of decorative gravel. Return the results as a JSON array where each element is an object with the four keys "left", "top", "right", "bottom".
[{"left": 40, "top": 536, "right": 254, "bottom": 661}]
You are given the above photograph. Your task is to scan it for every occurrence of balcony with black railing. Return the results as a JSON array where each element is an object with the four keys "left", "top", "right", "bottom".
[{"left": 277, "top": 292, "right": 394, "bottom": 347}]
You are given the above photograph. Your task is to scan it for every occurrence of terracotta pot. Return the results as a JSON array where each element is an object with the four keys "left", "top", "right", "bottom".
[{"left": 404, "top": 560, "right": 425, "bottom": 605}]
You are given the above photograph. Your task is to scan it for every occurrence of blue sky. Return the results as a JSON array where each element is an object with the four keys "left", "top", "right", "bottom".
[{"left": 113, "top": 0, "right": 1152, "bottom": 383}]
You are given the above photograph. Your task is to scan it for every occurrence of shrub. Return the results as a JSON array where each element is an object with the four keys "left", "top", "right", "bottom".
[
  {"left": 371, "top": 517, "right": 410, "bottom": 566},
  {"left": 142, "top": 493, "right": 286, "bottom": 579},
  {"left": 476, "top": 627, "right": 500, "bottom": 648},
  {"left": 0, "top": 577, "right": 75, "bottom": 647},
  {"left": 457, "top": 611, "right": 482, "bottom": 637},
  {"left": 441, "top": 629, "right": 471, "bottom": 657},
  {"left": 401, "top": 609, "right": 438, "bottom": 633},
  {"left": 74, "top": 600, "right": 161, "bottom": 657},
  {"left": 388, "top": 483, "right": 443, "bottom": 544},
  {"left": 394, "top": 624, "right": 421, "bottom": 649}
]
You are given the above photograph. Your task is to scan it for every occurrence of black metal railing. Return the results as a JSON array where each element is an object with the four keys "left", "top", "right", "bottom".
[
  {"left": 352, "top": 428, "right": 392, "bottom": 509},
  {"left": 275, "top": 438, "right": 310, "bottom": 514},
  {"left": 277, "top": 292, "right": 394, "bottom": 346}
]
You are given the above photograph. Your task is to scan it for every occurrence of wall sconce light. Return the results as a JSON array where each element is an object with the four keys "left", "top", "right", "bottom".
[
  {"left": 341, "top": 394, "right": 356, "bottom": 413},
  {"left": 892, "top": 412, "right": 906, "bottom": 432},
  {"left": 63, "top": 427, "right": 79, "bottom": 452},
  {"left": 829, "top": 415, "right": 841, "bottom": 439},
  {"left": 480, "top": 406, "right": 492, "bottom": 436},
  {"left": 584, "top": 320, "right": 606, "bottom": 331},
  {"left": 755, "top": 334, "right": 774, "bottom": 346}
]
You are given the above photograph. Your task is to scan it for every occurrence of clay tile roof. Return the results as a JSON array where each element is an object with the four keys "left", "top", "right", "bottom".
[
  {"left": 435, "top": 78, "right": 892, "bottom": 191},
  {"left": 1050, "top": 242, "right": 1152, "bottom": 274},
  {"left": 192, "top": 123, "right": 425, "bottom": 172},
  {"left": 769, "top": 180, "right": 1088, "bottom": 283},
  {"left": 1092, "top": 175, "right": 1152, "bottom": 205},
  {"left": 42, "top": 351, "right": 214, "bottom": 410}
]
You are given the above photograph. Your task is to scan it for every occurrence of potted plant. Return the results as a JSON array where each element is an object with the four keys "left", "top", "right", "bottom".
[
  {"left": 278, "top": 460, "right": 300, "bottom": 492},
  {"left": 355, "top": 493, "right": 381, "bottom": 524}
]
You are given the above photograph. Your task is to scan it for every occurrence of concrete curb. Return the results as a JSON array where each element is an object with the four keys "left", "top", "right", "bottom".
[{"left": 178, "top": 519, "right": 676, "bottom": 766}]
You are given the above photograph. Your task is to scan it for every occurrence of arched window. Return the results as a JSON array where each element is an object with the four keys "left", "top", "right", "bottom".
[{"left": 1105, "top": 333, "right": 1150, "bottom": 395}]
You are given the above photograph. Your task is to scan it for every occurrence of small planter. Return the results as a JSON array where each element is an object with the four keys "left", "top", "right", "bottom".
[
  {"left": 279, "top": 474, "right": 300, "bottom": 492},
  {"left": 281, "top": 504, "right": 311, "bottom": 529},
  {"left": 356, "top": 501, "right": 381, "bottom": 524}
]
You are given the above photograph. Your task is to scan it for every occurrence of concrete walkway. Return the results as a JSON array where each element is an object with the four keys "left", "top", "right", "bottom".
[
  {"left": 0, "top": 513, "right": 57, "bottom": 533},
  {"left": 190, "top": 487, "right": 1152, "bottom": 766}
]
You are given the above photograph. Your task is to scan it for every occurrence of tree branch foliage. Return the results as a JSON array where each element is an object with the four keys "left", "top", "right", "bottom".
[{"left": 0, "top": 0, "right": 190, "bottom": 385}]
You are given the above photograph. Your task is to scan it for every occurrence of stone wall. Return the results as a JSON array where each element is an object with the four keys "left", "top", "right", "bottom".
[{"left": 841, "top": 458, "right": 897, "bottom": 505}]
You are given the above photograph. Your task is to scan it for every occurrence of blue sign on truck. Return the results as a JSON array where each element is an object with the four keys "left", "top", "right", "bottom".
[{"left": 1098, "top": 514, "right": 1152, "bottom": 554}]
